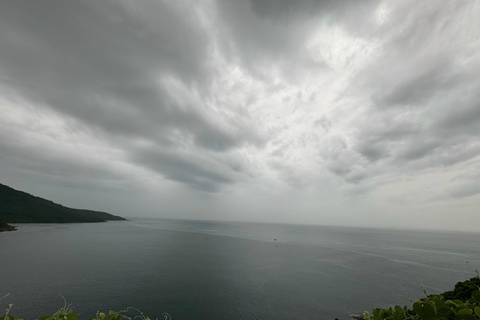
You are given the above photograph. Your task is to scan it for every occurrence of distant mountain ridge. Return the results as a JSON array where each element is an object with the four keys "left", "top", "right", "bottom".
[{"left": 0, "top": 183, "right": 126, "bottom": 223}]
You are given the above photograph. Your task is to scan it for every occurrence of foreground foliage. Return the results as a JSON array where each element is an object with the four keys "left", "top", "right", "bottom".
[
  {"left": 358, "top": 276, "right": 480, "bottom": 320},
  {"left": 1, "top": 277, "right": 478, "bottom": 320},
  {"left": 1, "top": 309, "right": 126, "bottom": 320},
  {"left": 0, "top": 301, "right": 162, "bottom": 320}
]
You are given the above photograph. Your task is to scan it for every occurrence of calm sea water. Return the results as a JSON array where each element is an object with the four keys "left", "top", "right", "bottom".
[{"left": 1, "top": 219, "right": 479, "bottom": 320}]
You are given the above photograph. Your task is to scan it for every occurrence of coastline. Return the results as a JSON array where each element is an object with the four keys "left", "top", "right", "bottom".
[{"left": 0, "top": 221, "right": 17, "bottom": 232}]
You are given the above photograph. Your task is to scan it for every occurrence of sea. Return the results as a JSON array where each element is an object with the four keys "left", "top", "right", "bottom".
[{"left": 1, "top": 218, "right": 479, "bottom": 320}]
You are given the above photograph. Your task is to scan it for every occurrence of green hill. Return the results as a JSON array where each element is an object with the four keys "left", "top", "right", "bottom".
[{"left": 0, "top": 183, "right": 126, "bottom": 223}]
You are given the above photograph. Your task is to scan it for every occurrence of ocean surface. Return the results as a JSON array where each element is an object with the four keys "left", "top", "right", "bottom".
[{"left": 1, "top": 219, "right": 479, "bottom": 320}]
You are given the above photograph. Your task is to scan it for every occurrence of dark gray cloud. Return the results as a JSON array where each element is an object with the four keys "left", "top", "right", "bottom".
[
  {"left": 0, "top": 0, "right": 257, "bottom": 153},
  {"left": 372, "top": 65, "right": 454, "bottom": 108},
  {"left": 133, "top": 147, "right": 234, "bottom": 193},
  {"left": 0, "top": 0, "right": 263, "bottom": 192},
  {"left": 0, "top": 132, "right": 125, "bottom": 192},
  {"left": 249, "top": 0, "right": 377, "bottom": 23},
  {"left": 213, "top": 0, "right": 378, "bottom": 82}
]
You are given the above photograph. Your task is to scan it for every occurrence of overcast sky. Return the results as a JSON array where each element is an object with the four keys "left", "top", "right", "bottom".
[{"left": 1, "top": 0, "right": 479, "bottom": 231}]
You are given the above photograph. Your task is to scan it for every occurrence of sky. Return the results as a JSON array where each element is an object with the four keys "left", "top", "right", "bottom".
[{"left": 1, "top": 0, "right": 479, "bottom": 231}]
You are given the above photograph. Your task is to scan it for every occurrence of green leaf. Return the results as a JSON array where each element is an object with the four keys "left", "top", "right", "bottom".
[
  {"left": 392, "top": 313, "right": 403, "bottom": 320},
  {"left": 471, "top": 290, "right": 480, "bottom": 301},
  {"left": 457, "top": 309, "right": 472, "bottom": 316},
  {"left": 453, "top": 300, "right": 465, "bottom": 308},
  {"left": 424, "top": 302, "right": 436, "bottom": 318},
  {"left": 66, "top": 313, "right": 79, "bottom": 320},
  {"left": 414, "top": 302, "right": 427, "bottom": 317},
  {"left": 434, "top": 300, "right": 448, "bottom": 312},
  {"left": 363, "top": 311, "right": 371, "bottom": 320},
  {"left": 474, "top": 307, "right": 480, "bottom": 317},
  {"left": 379, "top": 309, "right": 387, "bottom": 320},
  {"left": 455, "top": 308, "right": 475, "bottom": 320},
  {"left": 394, "top": 306, "right": 403, "bottom": 315}
]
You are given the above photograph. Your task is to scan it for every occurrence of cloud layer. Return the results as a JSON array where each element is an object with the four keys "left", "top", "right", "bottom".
[{"left": 1, "top": 0, "right": 479, "bottom": 230}]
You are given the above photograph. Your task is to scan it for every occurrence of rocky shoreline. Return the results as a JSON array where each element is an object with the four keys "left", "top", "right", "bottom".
[{"left": 0, "top": 221, "right": 17, "bottom": 232}]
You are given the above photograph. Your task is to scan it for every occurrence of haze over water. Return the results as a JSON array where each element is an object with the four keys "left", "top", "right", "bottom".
[{"left": 1, "top": 220, "right": 479, "bottom": 320}]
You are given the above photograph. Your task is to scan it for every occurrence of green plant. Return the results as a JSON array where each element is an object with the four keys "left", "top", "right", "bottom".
[
  {"left": 0, "top": 296, "right": 153, "bottom": 320},
  {"left": 362, "top": 276, "right": 480, "bottom": 320}
]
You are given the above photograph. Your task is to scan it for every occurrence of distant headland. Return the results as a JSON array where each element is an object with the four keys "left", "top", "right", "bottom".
[
  {"left": 0, "top": 183, "right": 126, "bottom": 230},
  {"left": 0, "top": 220, "right": 17, "bottom": 232}
]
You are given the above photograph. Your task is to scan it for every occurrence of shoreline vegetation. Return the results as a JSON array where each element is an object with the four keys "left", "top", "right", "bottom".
[
  {"left": 0, "top": 183, "right": 126, "bottom": 228},
  {"left": 344, "top": 276, "right": 480, "bottom": 320},
  {"left": 1, "top": 277, "right": 478, "bottom": 320}
]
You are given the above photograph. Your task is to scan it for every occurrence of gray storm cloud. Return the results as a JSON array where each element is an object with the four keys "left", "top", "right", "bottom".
[{"left": 0, "top": 0, "right": 479, "bottom": 231}]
